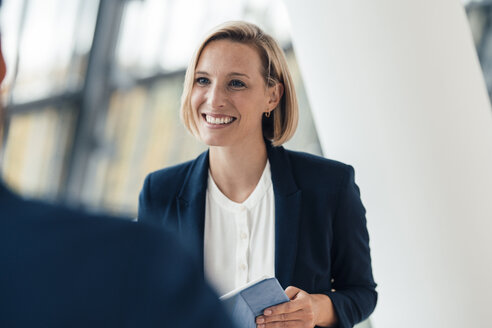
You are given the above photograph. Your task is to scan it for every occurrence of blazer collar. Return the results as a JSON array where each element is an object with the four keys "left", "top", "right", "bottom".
[
  {"left": 177, "top": 150, "right": 210, "bottom": 204},
  {"left": 266, "top": 141, "right": 302, "bottom": 288},
  {"left": 175, "top": 142, "right": 302, "bottom": 288},
  {"left": 177, "top": 142, "right": 299, "bottom": 199}
]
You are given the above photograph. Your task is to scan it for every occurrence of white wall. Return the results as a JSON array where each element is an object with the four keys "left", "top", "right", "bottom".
[{"left": 283, "top": 0, "right": 492, "bottom": 327}]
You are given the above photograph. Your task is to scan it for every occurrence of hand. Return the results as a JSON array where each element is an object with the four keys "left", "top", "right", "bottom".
[{"left": 255, "top": 286, "right": 337, "bottom": 328}]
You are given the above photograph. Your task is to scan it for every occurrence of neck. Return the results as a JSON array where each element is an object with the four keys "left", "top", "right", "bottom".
[{"left": 209, "top": 137, "right": 268, "bottom": 203}]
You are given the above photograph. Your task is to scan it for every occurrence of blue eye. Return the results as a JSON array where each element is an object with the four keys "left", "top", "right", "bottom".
[
  {"left": 196, "top": 77, "right": 210, "bottom": 85},
  {"left": 229, "top": 80, "right": 246, "bottom": 88}
]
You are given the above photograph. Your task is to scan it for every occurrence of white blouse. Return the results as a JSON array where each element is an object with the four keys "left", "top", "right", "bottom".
[{"left": 203, "top": 161, "right": 276, "bottom": 296}]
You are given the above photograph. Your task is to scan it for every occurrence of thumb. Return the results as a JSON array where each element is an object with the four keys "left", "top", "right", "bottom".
[{"left": 285, "top": 286, "right": 301, "bottom": 300}]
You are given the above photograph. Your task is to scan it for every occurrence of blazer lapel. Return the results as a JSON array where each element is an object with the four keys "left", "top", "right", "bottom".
[
  {"left": 176, "top": 151, "right": 210, "bottom": 268},
  {"left": 267, "top": 142, "right": 302, "bottom": 289}
]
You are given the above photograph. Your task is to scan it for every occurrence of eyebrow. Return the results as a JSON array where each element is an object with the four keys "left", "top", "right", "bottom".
[
  {"left": 194, "top": 71, "right": 251, "bottom": 79},
  {"left": 229, "top": 72, "right": 250, "bottom": 79}
]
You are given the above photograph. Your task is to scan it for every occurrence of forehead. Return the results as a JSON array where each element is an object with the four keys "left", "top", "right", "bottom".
[{"left": 196, "top": 40, "right": 263, "bottom": 76}]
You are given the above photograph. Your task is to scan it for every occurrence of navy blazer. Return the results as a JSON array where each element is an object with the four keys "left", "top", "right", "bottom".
[
  {"left": 139, "top": 142, "right": 377, "bottom": 328},
  {"left": 0, "top": 181, "right": 234, "bottom": 328}
]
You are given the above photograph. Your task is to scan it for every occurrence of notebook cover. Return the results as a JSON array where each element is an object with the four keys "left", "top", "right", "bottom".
[{"left": 221, "top": 277, "right": 289, "bottom": 328}]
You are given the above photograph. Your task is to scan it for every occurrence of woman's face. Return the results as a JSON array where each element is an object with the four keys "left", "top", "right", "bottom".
[{"left": 191, "top": 39, "right": 279, "bottom": 148}]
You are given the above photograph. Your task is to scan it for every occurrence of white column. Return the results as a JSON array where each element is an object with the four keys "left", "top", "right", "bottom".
[{"left": 283, "top": 0, "right": 492, "bottom": 327}]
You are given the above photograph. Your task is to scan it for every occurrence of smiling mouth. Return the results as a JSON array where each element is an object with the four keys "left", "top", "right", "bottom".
[{"left": 202, "top": 114, "right": 237, "bottom": 125}]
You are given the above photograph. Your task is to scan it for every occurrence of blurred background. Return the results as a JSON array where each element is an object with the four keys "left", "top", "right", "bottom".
[
  {"left": 0, "top": 0, "right": 322, "bottom": 216},
  {"left": 4, "top": 0, "right": 490, "bottom": 218},
  {"left": 2, "top": 0, "right": 491, "bottom": 327}
]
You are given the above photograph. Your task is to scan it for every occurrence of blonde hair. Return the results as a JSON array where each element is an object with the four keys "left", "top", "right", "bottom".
[{"left": 180, "top": 21, "right": 298, "bottom": 146}]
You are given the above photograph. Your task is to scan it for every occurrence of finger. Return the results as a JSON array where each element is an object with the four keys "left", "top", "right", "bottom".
[
  {"left": 284, "top": 286, "right": 301, "bottom": 300},
  {"left": 264, "top": 299, "right": 304, "bottom": 316},
  {"left": 257, "top": 320, "right": 304, "bottom": 328},
  {"left": 256, "top": 309, "right": 304, "bottom": 324}
]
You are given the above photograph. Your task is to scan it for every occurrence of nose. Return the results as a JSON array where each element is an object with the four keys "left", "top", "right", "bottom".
[{"left": 207, "top": 84, "right": 226, "bottom": 109}]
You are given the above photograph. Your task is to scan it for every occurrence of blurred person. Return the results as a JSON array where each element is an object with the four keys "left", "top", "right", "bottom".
[
  {"left": 0, "top": 1, "right": 234, "bottom": 327},
  {"left": 139, "top": 21, "right": 377, "bottom": 328}
]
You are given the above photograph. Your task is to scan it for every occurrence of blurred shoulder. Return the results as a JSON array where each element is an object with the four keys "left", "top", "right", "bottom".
[{"left": 0, "top": 187, "right": 160, "bottom": 245}]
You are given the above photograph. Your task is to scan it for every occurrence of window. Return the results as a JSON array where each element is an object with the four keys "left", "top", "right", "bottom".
[{"left": 1, "top": 0, "right": 321, "bottom": 217}]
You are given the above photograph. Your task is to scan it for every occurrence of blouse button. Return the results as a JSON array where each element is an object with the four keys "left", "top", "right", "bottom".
[
  {"left": 240, "top": 263, "right": 247, "bottom": 271},
  {"left": 240, "top": 232, "right": 248, "bottom": 240}
]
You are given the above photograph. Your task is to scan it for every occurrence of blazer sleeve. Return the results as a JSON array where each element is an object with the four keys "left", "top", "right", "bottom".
[{"left": 326, "top": 165, "right": 377, "bottom": 328}]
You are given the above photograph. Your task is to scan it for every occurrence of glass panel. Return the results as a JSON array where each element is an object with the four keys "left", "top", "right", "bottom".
[
  {"left": 1, "top": 0, "right": 99, "bottom": 103},
  {"left": 1, "top": 0, "right": 323, "bottom": 219},
  {"left": 116, "top": 0, "right": 291, "bottom": 75},
  {"left": 80, "top": 74, "right": 206, "bottom": 215},
  {"left": 2, "top": 106, "right": 77, "bottom": 200}
]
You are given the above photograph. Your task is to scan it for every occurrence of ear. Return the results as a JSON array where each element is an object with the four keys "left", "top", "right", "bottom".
[{"left": 267, "top": 82, "right": 284, "bottom": 111}]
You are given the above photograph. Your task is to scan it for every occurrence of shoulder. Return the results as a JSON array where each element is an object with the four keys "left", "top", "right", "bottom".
[
  {"left": 141, "top": 152, "right": 207, "bottom": 198},
  {"left": 281, "top": 148, "right": 354, "bottom": 187},
  {"left": 3, "top": 193, "right": 137, "bottom": 238},
  {"left": 0, "top": 194, "right": 233, "bottom": 327},
  {"left": 285, "top": 148, "right": 352, "bottom": 173},
  {"left": 145, "top": 160, "right": 193, "bottom": 186},
  {"left": 1, "top": 192, "right": 188, "bottom": 269}
]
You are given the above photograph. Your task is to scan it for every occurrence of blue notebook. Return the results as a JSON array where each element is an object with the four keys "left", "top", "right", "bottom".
[{"left": 219, "top": 276, "right": 290, "bottom": 328}]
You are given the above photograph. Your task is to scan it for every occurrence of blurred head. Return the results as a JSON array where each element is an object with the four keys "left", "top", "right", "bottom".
[
  {"left": 180, "top": 21, "right": 298, "bottom": 147},
  {"left": 0, "top": 40, "right": 5, "bottom": 85},
  {"left": 0, "top": 0, "right": 4, "bottom": 85},
  {"left": 0, "top": 0, "right": 5, "bottom": 148}
]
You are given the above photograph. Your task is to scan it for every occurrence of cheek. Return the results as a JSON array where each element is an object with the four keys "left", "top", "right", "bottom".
[
  {"left": 238, "top": 97, "right": 266, "bottom": 121},
  {"left": 190, "top": 88, "right": 205, "bottom": 112}
]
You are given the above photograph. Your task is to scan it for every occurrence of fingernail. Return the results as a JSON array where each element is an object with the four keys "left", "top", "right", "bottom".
[
  {"left": 257, "top": 317, "right": 264, "bottom": 323},
  {"left": 264, "top": 309, "right": 272, "bottom": 315}
]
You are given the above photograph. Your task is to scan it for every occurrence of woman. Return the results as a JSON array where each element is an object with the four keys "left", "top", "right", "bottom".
[{"left": 139, "top": 21, "right": 377, "bottom": 328}]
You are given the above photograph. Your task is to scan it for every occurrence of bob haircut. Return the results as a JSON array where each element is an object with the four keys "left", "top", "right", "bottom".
[{"left": 180, "top": 21, "right": 298, "bottom": 146}]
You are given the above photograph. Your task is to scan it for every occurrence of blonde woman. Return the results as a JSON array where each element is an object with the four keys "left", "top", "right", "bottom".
[{"left": 139, "top": 21, "right": 377, "bottom": 328}]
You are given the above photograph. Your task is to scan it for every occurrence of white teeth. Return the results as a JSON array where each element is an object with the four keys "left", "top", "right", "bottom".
[{"left": 205, "top": 115, "right": 234, "bottom": 125}]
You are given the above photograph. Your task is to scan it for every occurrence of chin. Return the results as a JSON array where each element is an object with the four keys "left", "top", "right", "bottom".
[
  {"left": 200, "top": 137, "right": 231, "bottom": 147},
  {"left": 199, "top": 133, "right": 234, "bottom": 148}
]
